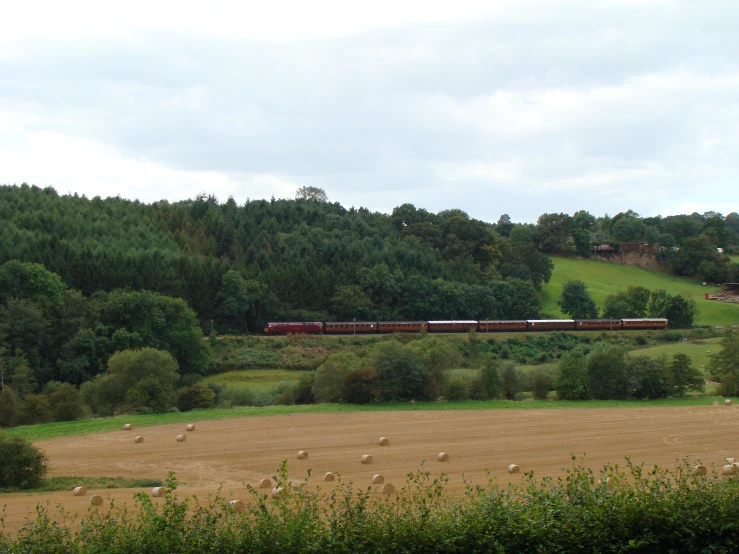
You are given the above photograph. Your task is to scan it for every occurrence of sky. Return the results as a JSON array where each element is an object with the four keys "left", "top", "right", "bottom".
[{"left": 1, "top": 0, "right": 737, "bottom": 223}]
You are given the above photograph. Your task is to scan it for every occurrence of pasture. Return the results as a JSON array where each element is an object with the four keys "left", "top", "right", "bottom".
[
  {"left": 540, "top": 257, "right": 739, "bottom": 326},
  {"left": 3, "top": 404, "right": 738, "bottom": 530},
  {"left": 630, "top": 337, "right": 723, "bottom": 370},
  {"left": 204, "top": 369, "right": 312, "bottom": 392}
]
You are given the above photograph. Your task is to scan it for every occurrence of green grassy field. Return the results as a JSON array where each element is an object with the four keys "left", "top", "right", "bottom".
[
  {"left": 540, "top": 257, "right": 739, "bottom": 326},
  {"left": 629, "top": 337, "right": 723, "bottom": 369},
  {"left": 204, "top": 369, "right": 312, "bottom": 391},
  {"left": 6, "top": 397, "right": 734, "bottom": 442}
]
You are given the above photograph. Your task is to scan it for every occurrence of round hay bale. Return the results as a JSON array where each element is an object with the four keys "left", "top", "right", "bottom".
[
  {"left": 726, "top": 457, "right": 735, "bottom": 465},
  {"left": 185, "top": 423, "right": 196, "bottom": 432},
  {"left": 123, "top": 423, "right": 132, "bottom": 430},
  {"left": 381, "top": 483, "right": 395, "bottom": 494},
  {"left": 297, "top": 450, "right": 308, "bottom": 460},
  {"left": 229, "top": 500, "right": 246, "bottom": 513},
  {"left": 134, "top": 436, "right": 144, "bottom": 444},
  {"left": 270, "top": 487, "right": 285, "bottom": 499},
  {"left": 361, "top": 454, "right": 373, "bottom": 464},
  {"left": 733, "top": 462, "right": 739, "bottom": 471},
  {"left": 602, "top": 477, "right": 613, "bottom": 486},
  {"left": 713, "top": 401, "right": 719, "bottom": 406},
  {"left": 378, "top": 437, "right": 389, "bottom": 446},
  {"left": 725, "top": 399, "right": 733, "bottom": 406},
  {"left": 507, "top": 464, "right": 520, "bottom": 474},
  {"left": 90, "top": 495, "right": 103, "bottom": 506},
  {"left": 437, "top": 452, "right": 449, "bottom": 462},
  {"left": 151, "top": 487, "right": 166, "bottom": 497},
  {"left": 372, "top": 474, "right": 384, "bottom": 484},
  {"left": 72, "top": 486, "right": 87, "bottom": 496},
  {"left": 176, "top": 434, "right": 186, "bottom": 442},
  {"left": 324, "top": 472, "right": 335, "bottom": 482},
  {"left": 721, "top": 464, "right": 734, "bottom": 476},
  {"left": 692, "top": 465, "right": 707, "bottom": 475},
  {"left": 259, "top": 478, "right": 272, "bottom": 489}
]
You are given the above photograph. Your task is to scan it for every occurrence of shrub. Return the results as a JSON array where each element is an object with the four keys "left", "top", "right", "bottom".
[
  {"left": 374, "top": 341, "right": 434, "bottom": 401},
  {"left": 0, "top": 434, "right": 48, "bottom": 489},
  {"left": 21, "top": 393, "right": 53, "bottom": 424},
  {"left": 442, "top": 377, "right": 470, "bottom": 401},
  {"left": 312, "top": 353, "right": 358, "bottom": 403},
  {"left": 531, "top": 373, "right": 553, "bottom": 400},
  {"left": 216, "top": 387, "right": 271, "bottom": 408},
  {"left": 0, "top": 387, "right": 23, "bottom": 427},
  {"left": 96, "top": 348, "right": 180, "bottom": 413},
  {"left": 341, "top": 368, "right": 380, "bottom": 404},
  {"left": 177, "top": 383, "right": 216, "bottom": 411},
  {"left": 635, "top": 335, "right": 648, "bottom": 346},
  {"left": 555, "top": 350, "right": 590, "bottom": 400},
  {"left": 271, "top": 380, "right": 296, "bottom": 405},
  {"left": 48, "top": 383, "right": 87, "bottom": 421},
  {"left": 479, "top": 356, "right": 502, "bottom": 399},
  {"left": 293, "top": 373, "right": 315, "bottom": 405}
]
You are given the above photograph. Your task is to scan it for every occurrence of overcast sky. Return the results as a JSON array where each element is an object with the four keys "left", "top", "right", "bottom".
[{"left": 1, "top": 0, "right": 737, "bottom": 222}]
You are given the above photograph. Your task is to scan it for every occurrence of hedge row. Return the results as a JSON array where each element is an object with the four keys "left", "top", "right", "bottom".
[{"left": 3, "top": 458, "right": 739, "bottom": 553}]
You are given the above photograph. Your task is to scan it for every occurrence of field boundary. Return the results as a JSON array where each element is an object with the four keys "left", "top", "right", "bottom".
[{"left": 6, "top": 396, "right": 734, "bottom": 442}]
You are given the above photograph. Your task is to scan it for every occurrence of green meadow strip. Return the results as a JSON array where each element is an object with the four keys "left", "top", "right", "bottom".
[{"left": 6, "top": 397, "right": 731, "bottom": 442}]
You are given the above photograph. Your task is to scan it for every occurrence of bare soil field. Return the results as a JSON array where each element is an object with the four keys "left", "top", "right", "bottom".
[{"left": 3, "top": 405, "right": 738, "bottom": 530}]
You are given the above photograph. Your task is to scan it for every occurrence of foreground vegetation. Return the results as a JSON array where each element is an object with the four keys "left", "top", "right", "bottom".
[{"left": 3, "top": 459, "right": 739, "bottom": 553}]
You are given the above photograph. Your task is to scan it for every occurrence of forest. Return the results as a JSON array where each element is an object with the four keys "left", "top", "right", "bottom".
[
  {"left": 1, "top": 183, "right": 738, "bottom": 427},
  {"left": 2, "top": 184, "right": 737, "bottom": 334}
]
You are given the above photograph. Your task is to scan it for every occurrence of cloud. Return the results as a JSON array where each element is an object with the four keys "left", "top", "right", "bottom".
[{"left": 1, "top": 0, "right": 738, "bottom": 222}]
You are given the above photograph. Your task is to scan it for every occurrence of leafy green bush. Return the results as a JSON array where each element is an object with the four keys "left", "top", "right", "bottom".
[
  {"left": 0, "top": 434, "right": 48, "bottom": 489},
  {"left": 176, "top": 383, "right": 216, "bottom": 411},
  {"left": 340, "top": 368, "right": 380, "bottom": 404},
  {"left": 48, "top": 383, "right": 87, "bottom": 421},
  {"left": 442, "top": 376, "right": 470, "bottom": 401},
  {"left": 215, "top": 387, "right": 271, "bottom": 408},
  {"left": 3, "top": 459, "right": 739, "bottom": 552}
]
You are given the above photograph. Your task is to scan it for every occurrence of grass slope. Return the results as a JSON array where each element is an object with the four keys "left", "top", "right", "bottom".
[
  {"left": 540, "top": 257, "right": 739, "bottom": 326},
  {"left": 6, "top": 397, "right": 733, "bottom": 442},
  {"left": 204, "top": 369, "right": 312, "bottom": 392},
  {"left": 629, "top": 337, "right": 722, "bottom": 369}
]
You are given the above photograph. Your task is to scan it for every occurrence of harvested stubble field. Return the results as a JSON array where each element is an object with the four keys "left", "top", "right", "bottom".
[{"left": 3, "top": 405, "right": 739, "bottom": 530}]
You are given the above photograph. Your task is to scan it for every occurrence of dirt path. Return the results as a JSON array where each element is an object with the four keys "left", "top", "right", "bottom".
[{"left": 3, "top": 405, "right": 738, "bottom": 531}]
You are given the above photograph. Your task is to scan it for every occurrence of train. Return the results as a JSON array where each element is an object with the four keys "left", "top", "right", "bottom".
[{"left": 264, "top": 318, "right": 668, "bottom": 335}]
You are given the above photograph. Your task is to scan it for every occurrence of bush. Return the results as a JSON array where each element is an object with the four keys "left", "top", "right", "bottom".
[
  {"left": 216, "top": 387, "right": 271, "bottom": 408},
  {"left": 177, "top": 383, "right": 216, "bottom": 411},
  {"left": 340, "top": 368, "right": 380, "bottom": 404},
  {"left": 0, "top": 434, "right": 48, "bottom": 489},
  {"left": 293, "top": 374, "right": 315, "bottom": 405},
  {"left": 312, "top": 353, "right": 358, "bottom": 403},
  {"left": 0, "top": 387, "right": 23, "bottom": 427},
  {"left": 48, "top": 383, "right": 87, "bottom": 421},
  {"left": 530, "top": 373, "right": 553, "bottom": 400},
  {"left": 21, "top": 393, "right": 53, "bottom": 424},
  {"left": 271, "top": 380, "right": 296, "bottom": 405},
  {"left": 374, "top": 342, "right": 434, "bottom": 401},
  {"left": 635, "top": 335, "right": 648, "bottom": 346},
  {"left": 96, "top": 348, "right": 180, "bottom": 413},
  {"left": 442, "top": 377, "right": 470, "bottom": 401}
]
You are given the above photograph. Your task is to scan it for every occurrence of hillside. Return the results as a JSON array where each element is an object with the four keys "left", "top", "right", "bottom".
[{"left": 540, "top": 257, "right": 739, "bottom": 327}]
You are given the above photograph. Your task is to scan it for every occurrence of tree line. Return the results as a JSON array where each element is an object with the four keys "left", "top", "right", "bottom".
[{"left": 4, "top": 184, "right": 735, "bottom": 335}]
